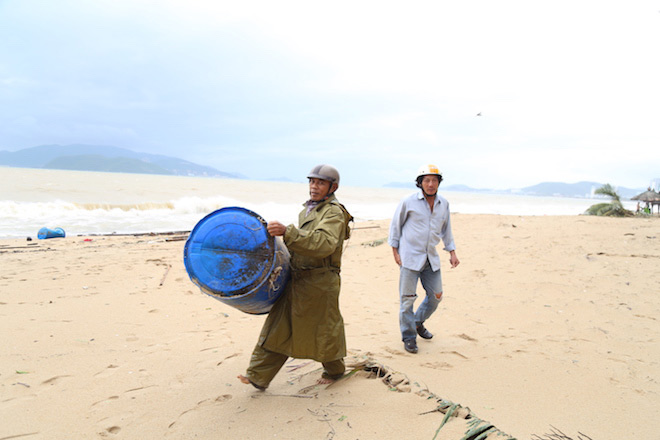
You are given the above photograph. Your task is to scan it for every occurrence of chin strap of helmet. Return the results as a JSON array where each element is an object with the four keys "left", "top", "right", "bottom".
[{"left": 323, "top": 183, "right": 338, "bottom": 200}]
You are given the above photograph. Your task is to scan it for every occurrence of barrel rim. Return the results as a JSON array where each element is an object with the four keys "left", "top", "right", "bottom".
[{"left": 183, "top": 206, "right": 276, "bottom": 296}]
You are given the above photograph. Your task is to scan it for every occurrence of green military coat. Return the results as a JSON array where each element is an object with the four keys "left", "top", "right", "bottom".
[{"left": 258, "top": 194, "right": 352, "bottom": 362}]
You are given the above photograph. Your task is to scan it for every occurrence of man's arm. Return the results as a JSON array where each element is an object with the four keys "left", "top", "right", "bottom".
[
  {"left": 267, "top": 221, "right": 287, "bottom": 237},
  {"left": 282, "top": 208, "right": 346, "bottom": 258},
  {"left": 388, "top": 198, "right": 408, "bottom": 266},
  {"left": 392, "top": 247, "right": 402, "bottom": 266},
  {"left": 449, "top": 250, "right": 460, "bottom": 268}
]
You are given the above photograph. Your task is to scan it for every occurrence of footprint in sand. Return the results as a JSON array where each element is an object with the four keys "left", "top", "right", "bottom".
[
  {"left": 104, "top": 425, "right": 121, "bottom": 435},
  {"left": 96, "top": 413, "right": 132, "bottom": 437},
  {"left": 168, "top": 395, "right": 233, "bottom": 429},
  {"left": 441, "top": 350, "right": 469, "bottom": 359},
  {"left": 215, "top": 353, "right": 240, "bottom": 366},
  {"left": 41, "top": 375, "right": 72, "bottom": 386},
  {"left": 91, "top": 396, "right": 120, "bottom": 407},
  {"left": 94, "top": 364, "right": 120, "bottom": 378},
  {"left": 383, "top": 347, "right": 403, "bottom": 356},
  {"left": 472, "top": 269, "right": 487, "bottom": 278},
  {"left": 421, "top": 361, "right": 453, "bottom": 370}
]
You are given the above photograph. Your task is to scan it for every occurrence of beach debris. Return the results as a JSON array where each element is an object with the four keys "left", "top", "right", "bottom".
[
  {"left": 159, "top": 264, "right": 172, "bottom": 286},
  {"left": 165, "top": 236, "right": 187, "bottom": 242},
  {"left": 286, "top": 360, "right": 314, "bottom": 373},
  {"left": 252, "top": 393, "right": 314, "bottom": 399},
  {"left": 87, "top": 230, "right": 190, "bottom": 237},
  {"left": 274, "top": 353, "right": 516, "bottom": 438},
  {"left": 361, "top": 237, "right": 387, "bottom": 247},
  {"left": 532, "top": 425, "right": 594, "bottom": 440},
  {"left": 38, "top": 227, "right": 66, "bottom": 239},
  {"left": 342, "top": 355, "right": 517, "bottom": 440}
]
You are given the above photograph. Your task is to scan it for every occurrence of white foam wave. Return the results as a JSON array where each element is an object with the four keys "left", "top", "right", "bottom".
[
  {"left": 0, "top": 196, "right": 303, "bottom": 238},
  {"left": 0, "top": 191, "right": 636, "bottom": 239}
]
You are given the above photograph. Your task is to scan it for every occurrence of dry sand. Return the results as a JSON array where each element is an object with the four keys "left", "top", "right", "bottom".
[{"left": 1, "top": 214, "right": 658, "bottom": 439}]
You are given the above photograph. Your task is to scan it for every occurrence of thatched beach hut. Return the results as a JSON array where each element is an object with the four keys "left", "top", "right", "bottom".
[{"left": 631, "top": 188, "right": 660, "bottom": 214}]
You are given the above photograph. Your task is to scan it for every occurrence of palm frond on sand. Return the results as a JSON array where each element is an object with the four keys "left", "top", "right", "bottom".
[{"left": 532, "top": 425, "right": 594, "bottom": 440}]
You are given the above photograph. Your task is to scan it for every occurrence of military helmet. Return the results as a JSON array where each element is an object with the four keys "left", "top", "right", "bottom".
[{"left": 307, "top": 164, "right": 340, "bottom": 186}]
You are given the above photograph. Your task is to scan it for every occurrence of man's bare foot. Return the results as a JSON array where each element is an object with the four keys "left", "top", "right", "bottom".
[
  {"left": 317, "top": 377, "right": 335, "bottom": 385},
  {"left": 237, "top": 374, "right": 266, "bottom": 390}
]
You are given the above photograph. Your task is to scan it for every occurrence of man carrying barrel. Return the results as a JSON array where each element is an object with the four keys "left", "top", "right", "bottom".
[{"left": 238, "top": 164, "right": 352, "bottom": 390}]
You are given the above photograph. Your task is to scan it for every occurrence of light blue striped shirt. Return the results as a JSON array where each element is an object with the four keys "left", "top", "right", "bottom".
[{"left": 388, "top": 189, "right": 456, "bottom": 271}]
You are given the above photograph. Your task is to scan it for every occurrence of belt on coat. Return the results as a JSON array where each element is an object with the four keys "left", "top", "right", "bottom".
[{"left": 291, "top": 266, "right": 340, "bottom": 279}]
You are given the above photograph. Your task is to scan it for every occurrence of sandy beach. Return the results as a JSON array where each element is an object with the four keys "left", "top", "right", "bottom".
[{"left": 1, "top": 214, "right": 658, "bottom": 439}]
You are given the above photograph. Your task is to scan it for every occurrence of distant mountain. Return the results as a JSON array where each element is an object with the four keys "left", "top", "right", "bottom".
[
  {"left": 517, "top": 181, "right": 642, "bottom": 199},
  {"left": 0, "top": 144, "right": 242, "bottom": 178},
  {"left": 384, "top": 180, "right": 645, "bottom": 199},
  {"left": 263, "top": 177, "right": 298, "bottom": 182},
  {"left": 383, "top": 182, "right": 415, "bottom": 189},
  {"left": 44, "top": 155, "right": 173, "bottom": 175}
]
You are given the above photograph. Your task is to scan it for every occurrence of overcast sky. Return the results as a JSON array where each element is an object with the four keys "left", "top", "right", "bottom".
[{"left": 1, "top": 0, "right": 658, "bottom": 189}]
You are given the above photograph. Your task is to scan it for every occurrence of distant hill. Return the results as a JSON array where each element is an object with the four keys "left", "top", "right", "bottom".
[
  {"left": 517, "top": 181, "right": 597, "bottom": 198},
  {"left": 516, "top": 181, "right": 641, "bottom": 199},
  {"left": 0, "top": 144, "right": 242, "bottom": 178},
  {"left": 384, "top": 180, "right": 644, "bottom": 199},
  {"left": 383, "top": 182, "right": 415, "bottom": 189},
  {"left": 44, "top": 155, "right": 173, "bottom": 175}
]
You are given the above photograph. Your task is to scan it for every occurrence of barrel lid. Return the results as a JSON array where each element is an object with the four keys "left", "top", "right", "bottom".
[{"left": 184, "top": 207, "right": 274, "bottom": 296}]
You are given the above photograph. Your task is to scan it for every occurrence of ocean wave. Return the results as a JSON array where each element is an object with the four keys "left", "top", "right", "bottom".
[
  {"left": 0, "top": 196, "right": 302, "bottom": 238},
  {"left": 74, "top": 202, "right": 176, "bottom": 211}
]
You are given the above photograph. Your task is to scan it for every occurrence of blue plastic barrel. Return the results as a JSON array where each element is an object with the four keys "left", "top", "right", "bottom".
[
  {"left": 183, "top": 207, "right": 290, "bottom": 315},
  {"left": 38, "top": 227, "right": 66, "bottom": 239}
]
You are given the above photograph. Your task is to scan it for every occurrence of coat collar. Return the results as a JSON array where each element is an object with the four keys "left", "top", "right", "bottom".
[{"left": 301, "top": 194, "right": 336, "bottom": 223}]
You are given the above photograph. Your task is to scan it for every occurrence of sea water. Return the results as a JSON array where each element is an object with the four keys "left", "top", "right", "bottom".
[{"left": 0, "top": 167, "right": 634, "bottom": 239}]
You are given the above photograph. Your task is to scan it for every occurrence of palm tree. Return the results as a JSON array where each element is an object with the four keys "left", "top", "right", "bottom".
[{"left": 585, "top": 184, "right": 634, "bottom": 217}]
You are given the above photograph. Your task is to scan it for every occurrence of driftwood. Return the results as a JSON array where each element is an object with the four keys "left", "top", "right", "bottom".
[{"left": 83, "top": 230, "right": 190, "bottom": 237}]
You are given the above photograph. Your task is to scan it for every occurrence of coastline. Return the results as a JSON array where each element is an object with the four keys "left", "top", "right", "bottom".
[
  {"left": 0, "top": 166, "right": 642, "bottom": 239},
  {"left": 1, "top": 214, "right": 659, "bottom": 439}
]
